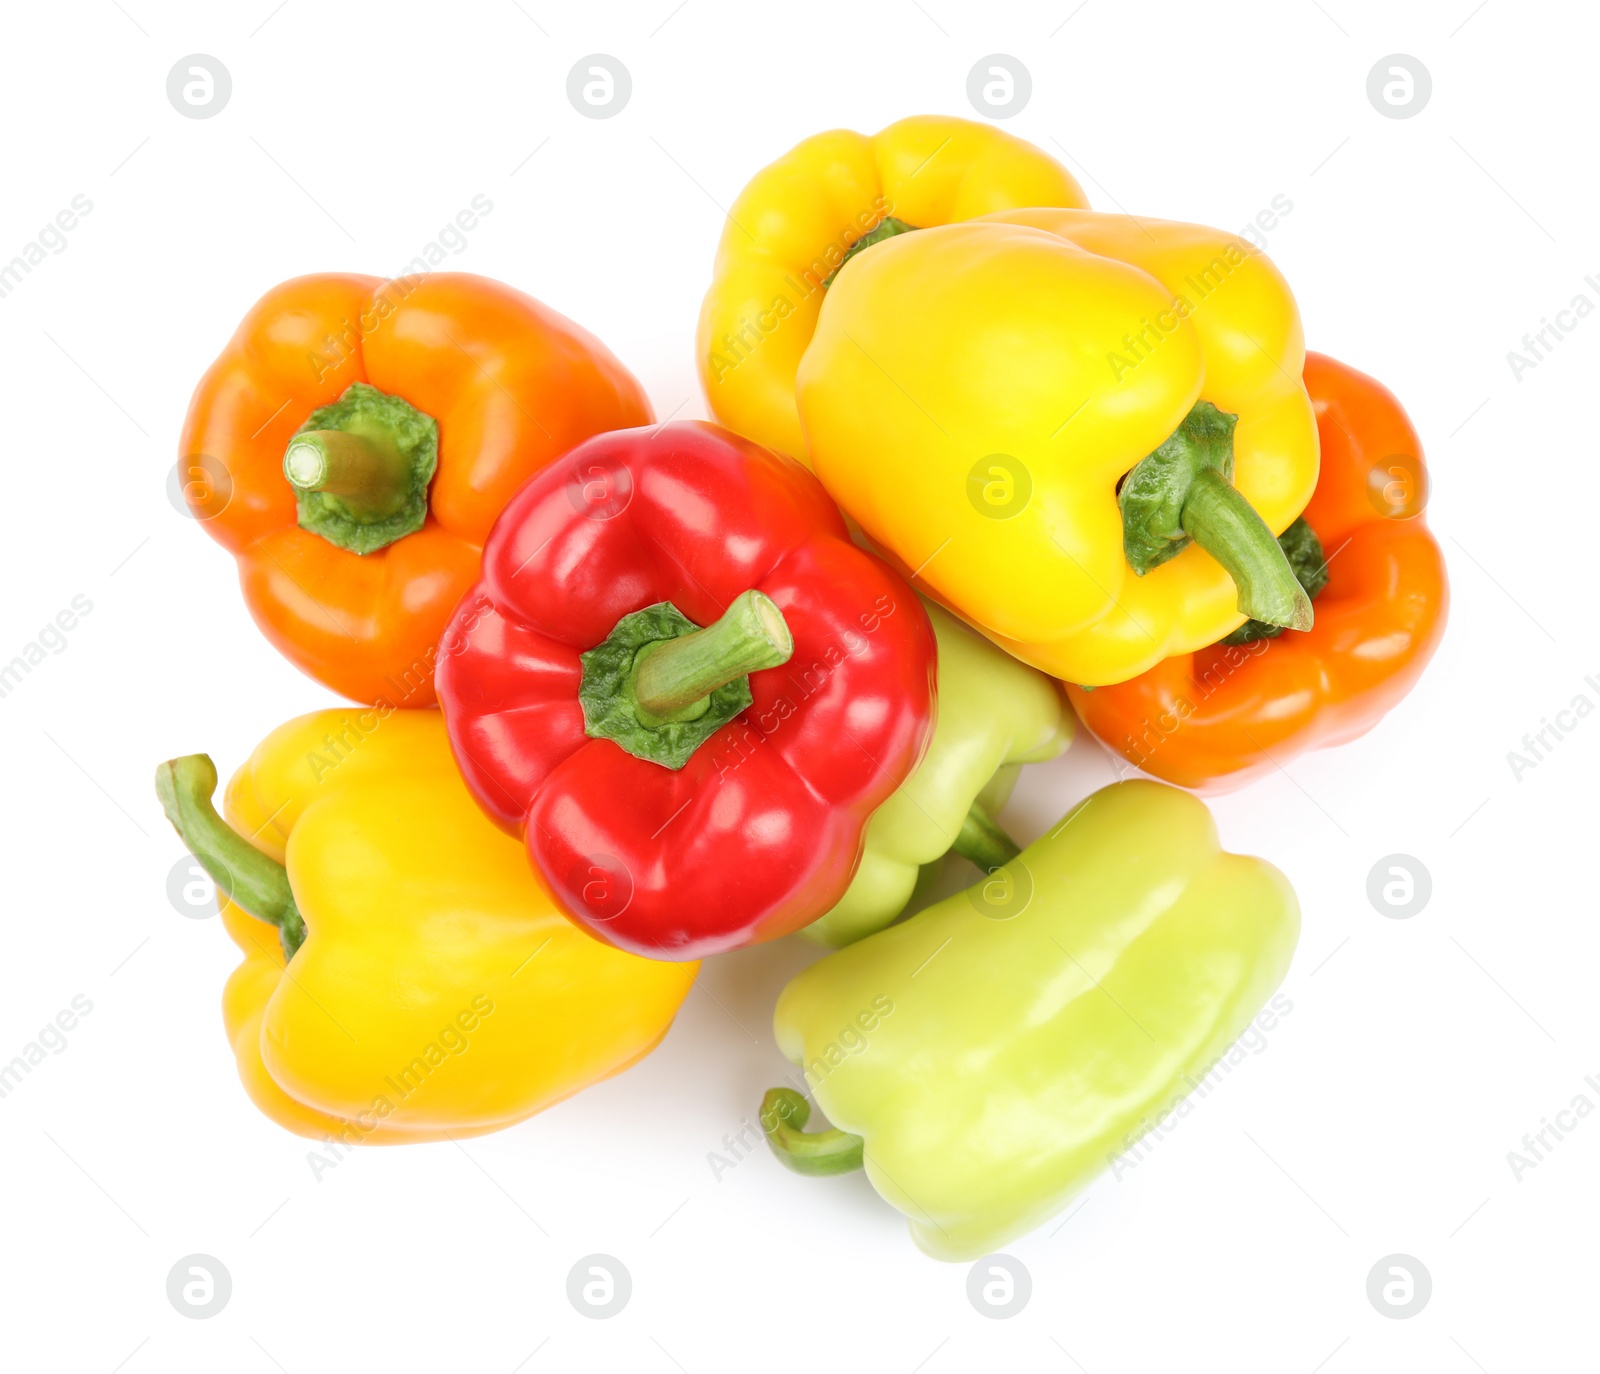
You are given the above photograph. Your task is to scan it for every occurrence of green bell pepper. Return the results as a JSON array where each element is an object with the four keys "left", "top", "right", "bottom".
[
  {"left": 764, "top": 780, "right": 1300, "bottom": 1260},
  {"left": 803, "top": 601, "right": 1070, "bottom": 947}
]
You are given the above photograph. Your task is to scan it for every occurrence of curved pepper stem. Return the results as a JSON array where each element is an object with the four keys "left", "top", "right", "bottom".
[
  {"left": 579, "top": 591, "right": 795, "bottom": 769},
  {"left": 1218, "top": 516, "right": 1329, "bottom": 646},
  {"left": 1119, "top": 401, "right": 1313, "bottom": 632},
  {"left": 283, "top": 382, "right": 439, "bottom": 556},
  {"left": 632, "top": 590, "right": 793, "bottom": 723},
  {"left": 950, "top": 801, "right": 1022, "bottom": 873},
  {"left": 760, "top": 1088, "right": 864, "bottom": 1176},
  {"left": 155, "top": 754, "right": 306, "bottom": 960}
]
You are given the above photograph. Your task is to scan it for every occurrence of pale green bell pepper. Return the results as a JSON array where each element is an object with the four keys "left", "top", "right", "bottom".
[
  {"left": 764, "top": 780, "right": 1300, "bottom": 1259},
  {"left": 803, "top": 601, "right": 1070, "bottom": 947}
]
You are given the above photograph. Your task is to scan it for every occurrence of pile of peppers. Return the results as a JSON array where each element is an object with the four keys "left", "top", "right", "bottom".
[{"left": 160, "top": 114, "right": 1444, "bottom": 1260}]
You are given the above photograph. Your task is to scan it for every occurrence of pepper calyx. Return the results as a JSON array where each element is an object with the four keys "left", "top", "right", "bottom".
[
  {"left": 824, "top": 216, "right": 920, "bottom": 287},
  {"left": 285, "top": 381, "right": 438, "bottom": 556},
  {"left": 579, "top": 590, "right": 793, "bottom": 770},
  {"left": 760, "top": 1087, "right": 864, "bottom": 1176},
  {"left": 1218, "top": 517, "right": 1330, "bottom": 645},
  {"left": 1119, "top": 400, "right": 1314, "bottom": 632},
  {"left": 155, "top": 754, "right": 306, "bottom": 960}
]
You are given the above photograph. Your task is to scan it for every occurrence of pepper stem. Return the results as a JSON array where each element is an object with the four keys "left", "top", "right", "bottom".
[
  {"left": 950, "top": 801, "right": 1021, "bottom": 873},
  {"left": 632, "top": 590, "right": 793, "bottom": 725},
  {"left": 1119, "top": 401, "right": 1312, "bottom": 632},
  {"left": 1184, "top": 468, "right": 1314, "bottom": 631},
  {"left": 1218, "top": 516, "right": 1329, "bottom": 646},
  {"left": 760, "top": 1088, "right": 864, "bottom": 1176},
  {"left": 155, "top": 754, "right": 306, "bottom": 960},
  {"left": 824, "top": 215, "right": 920, "bottom": 287},
  {"left": 283, "top": 381, "right": 439, "bottom": 556},
  {"left": 285, "top": 429, "right": 412, "bottom": 522}
]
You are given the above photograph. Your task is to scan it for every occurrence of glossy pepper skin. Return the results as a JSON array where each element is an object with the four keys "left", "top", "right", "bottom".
[
  {"left": 795, "top": 207, "right": 1321, "bottom": 685},
  {"left": 766, "top": 781, "right": 1299, "bottom": 1260},
  {"left": 697, "top": 116, "right": 1087, "bottom": 460},
  {"left": 179, "top": 272, "right": 652, "bottom": 706},
  {"left": 158, "top": 710, "right": 695, "bottom": 1144},
  {"left": 1068, "top": 353, "right": 1449, "bottom": 790},
  {"left": 803, "top": 600, "right": 1071, "bottom": 947},
  {"left": 435, "top": 421, "right": 937, "bottom": 961}
]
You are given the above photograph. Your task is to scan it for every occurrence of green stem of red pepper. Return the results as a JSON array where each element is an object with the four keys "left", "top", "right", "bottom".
[
  {"left": 155, "top": 754, "right": 306, "bottom": 960},
  {"left": 633, "top": 590, "right": 793, "bottom": 723},
  {"left": 578, "top": 590, "right": 795, "bottom": 769},
  {"left": 760, "top": 1087, "right": 864, "bottom": 1176}
]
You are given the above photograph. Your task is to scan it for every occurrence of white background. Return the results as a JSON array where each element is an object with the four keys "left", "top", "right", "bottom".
[{"left": 1, "top": 1, "right": 1593, "bottom": 1370}]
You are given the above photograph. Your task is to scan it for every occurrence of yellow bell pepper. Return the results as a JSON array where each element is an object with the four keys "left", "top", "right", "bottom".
[
  {"left": 156, "top": 709, "right": 696, "bottom": 1144},
  {"left": 795, "top": 207, "right": 1321, "bottom": 685},
  {"left": 697, "top": 116, "right": 1087, "bottom": 461}
]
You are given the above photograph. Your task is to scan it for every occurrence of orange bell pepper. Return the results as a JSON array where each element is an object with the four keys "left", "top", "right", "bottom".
[
  {"left": 178, "top": 272, "right": 652, "bottom": 706},
  {"left": 1068, "top": 352, "right": 1447, "bottom": 791}
]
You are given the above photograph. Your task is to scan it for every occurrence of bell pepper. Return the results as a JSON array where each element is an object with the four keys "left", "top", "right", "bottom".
[
  {"left": 793, "top": 206, "right": 1321, "bottom": 685},
  {"left": 697, "top": 115, "right": 1087, "bottom": 461},
  {"left": 803, "top": 600, "right": 1071, "bottom": 947},
  {"left": 155, "top": 709, "right": 694, "bottom": 1143},
  {"left": 1068, "top": 352, "right": 1448, "bottom": 790},
  {"left": 434, "top": 420, "right": 936, "bottom": 961},
  {"left": 178, "top": 271, "right": 652, "bottom": 706},
  {"left": 762, "top": 780, "right": 1299, "bottom": 1260}
]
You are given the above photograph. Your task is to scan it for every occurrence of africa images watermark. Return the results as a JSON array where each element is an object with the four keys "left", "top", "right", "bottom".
[
  {"left": 1105, "top": 195, "right": 1293, "bottom": 384},
  {"left": 308, "top": 194, "right": 496, "bottom": 384},
  {"left": 304, "top": 700, "right": 396, "bottom": 782},
  {"left": 709, "top": 591, "right": 904, "bottom": 781},
  {"left": 704, "top": 194, "right": 896, "bottom": 385},
  {"left": 350, "top": 589, "right": 495, "bottom": 712},
  {"left": 1505, "top": 671, "right": 1600, "bottom": 781},
  {"left": 306, "top": 993, "right": 495, "bottom": 1178},
  {"left": 1107, "top": 636, "right": 1273, "bottom": 774},
  {"left": 0, "top": 595, "right": 95, "bottom": 703},
  {"left": 1108, "top": 992, "right": 1293, "bottom": 1180},
  {"left": 1505, "top": 1072, "right": 1600, "bottom": 1182},
  {"left": 1505, "top": 273, "right": 1600, "bottom": 381},
  {"left": 705, "top": 993, "right": 894, "bottom": 1181},
  {"left": 0, "top": 194, "right": 94, "bottom": 303},
  {"left": 0, "top": 995, "right": 95, "bottom": 1100}
]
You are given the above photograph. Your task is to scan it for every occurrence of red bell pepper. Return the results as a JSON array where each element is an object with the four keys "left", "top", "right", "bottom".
[{"left": 435, "top": 421, "right": 937, "bottom": 960}]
